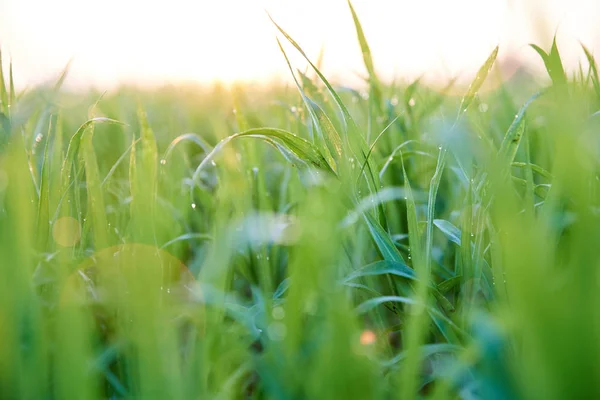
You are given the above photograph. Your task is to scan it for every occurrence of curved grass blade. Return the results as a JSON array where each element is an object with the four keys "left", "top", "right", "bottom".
[
  {"left": 355, "top": 295, "right": 416, "bottom": 314},
  {"left": 192, "top": 127, "right": 332, "bottom": 186},
  {"left": 160, "top": 233, "right": 212, "bottom": 249},
  {"left": 434, "top": 219, "right": 462, "bottom": 246},
  {"left": 341, "top": 186, "right": 424, "bottom": 227},
  {"left": 59, "top": 118, "right": 123, "bottom": 209},
  {"left": 163, "top": 132, "right": 213, "bottom": 164},
  {"left": 344, "top": 260, "right": 417, "bottom": 282}
]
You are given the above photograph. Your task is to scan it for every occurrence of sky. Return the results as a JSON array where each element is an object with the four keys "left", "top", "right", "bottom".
[{"left": 1, "top": 0, "right": 599, "bottom": 88}]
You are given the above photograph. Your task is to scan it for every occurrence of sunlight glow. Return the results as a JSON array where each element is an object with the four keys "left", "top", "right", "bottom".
[{"left": 1, "top": 0, "right": 599, "bottom": 88}]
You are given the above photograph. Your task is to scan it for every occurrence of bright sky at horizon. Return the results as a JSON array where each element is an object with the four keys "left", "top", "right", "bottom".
[{"left": 1, "top": 0, "right": 599, "bottom": 89}]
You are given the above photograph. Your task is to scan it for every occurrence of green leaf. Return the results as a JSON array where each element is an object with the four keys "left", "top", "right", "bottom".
[
  {"left": 348, "top": 0, "right": 383, "bottom": 113},
  {"left": 581, "top": 43, "right": 600, "bottom": 102},
  {"left": 356, "top": 295, "right": 417, "bottom": 314},
  {"left": 163, "top": 132, "right": 212, "bottom": 163},
  {"left": 81, "top": 123, "right": 109, "bottom": 249},
  {"left": 437, "top": 276, "right": 463, "bottom": 293},
  {"left": 0, "top": 49, "right": 7, "bottom": 114},
  {"left": 35, "top": 115, "right": 56, "bottom": 251},
  {"left": 60, "top": 118, "right": 123, "bottom": 203},
  {"left": 8, "top": 59, "right": 14, "bottom": 107},
  {"left": 530, "top": 38, "right": 567, "bottom": 88},
  {"left": 270, "top": 15, "right": 382, "bottom": 200},
  {"left": 458, "top": 46, "right": 499, "bottom": 116},
  {"left": 434, "top": 219, "right": 462, "bottom": 246},
  {"left": 192, "top": 127, "right": 332, "bottom": 185},
  {"left": 499, "top": 91, "right": 544, "bottom": 164},
  {"left": 276, "top": 38, "right": 341, "bottom": 171},
  {"left": 344, "top": 260, "right": 416, "bottom": 282},
  {"left": 511, "top": 162, "right": 552, "bottom": 180},
  {"left": 363, "top": 212, "right": 406, "bottom": 263}
]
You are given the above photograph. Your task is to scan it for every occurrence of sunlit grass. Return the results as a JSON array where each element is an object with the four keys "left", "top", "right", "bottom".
[{"left": 1, "top": 3, "right": 600, "bottom": 399}]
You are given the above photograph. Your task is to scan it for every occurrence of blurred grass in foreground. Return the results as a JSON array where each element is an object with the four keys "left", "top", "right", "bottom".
[{"left": 1, "top": 3, "right": 600, "bottom": 399}]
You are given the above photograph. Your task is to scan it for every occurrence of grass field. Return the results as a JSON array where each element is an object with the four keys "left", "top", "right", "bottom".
[{"left": 1, "top": 3, "right": 600, "bottom": 399}]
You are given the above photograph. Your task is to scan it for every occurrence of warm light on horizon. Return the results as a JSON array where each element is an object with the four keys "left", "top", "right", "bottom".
[{"left": 1, "top": 0, "right": 599, "bottom": 89}]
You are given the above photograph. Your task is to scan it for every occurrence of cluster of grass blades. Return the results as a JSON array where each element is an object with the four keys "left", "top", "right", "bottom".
[{"left": 1, "top": 2, "right": 600, "bottom": 399}]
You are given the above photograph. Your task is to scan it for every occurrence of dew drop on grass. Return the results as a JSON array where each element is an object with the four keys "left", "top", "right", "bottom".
[
  {"left": 211, "top": 160, "right": 217, "bottom": 167},
  {"left": 191, "top": 203, "right": 196, "bottom": 209},
  {"left": 408, "top": 98, "right": 416, "bottom": 107},
  {"left": 390, "top": 96, "right": 399, "bottom": 106},
  {"left": 160, "top": 159, "right": 166, "bottom": 165},
  {"left": 478, "top": 103, "right": 489, "bottom": 113}
]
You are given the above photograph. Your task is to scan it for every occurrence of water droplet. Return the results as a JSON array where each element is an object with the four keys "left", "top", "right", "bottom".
[
  {"left": 290, "top": 106, "right": 298, "bottom": 113},
  {"left": 34, "top": 133, "right": 43, "bottom": 143},
  {"left": 390, "top": 96, "right": 399, "bottom": 106},
  {"left": 211, "top": 160, "right": 217, "bottom": 167},
  {"left": 408, "top": 98, "right": 416, "bottom": 107},
  {"left": 160, "top": 159, "right": 166, "bottom": 165},
  {"left": 191, "top": 203, "right": 196, "bottom": 209},
  {"left": 478, "top": 103, "right": 489, "bottom": 113}
]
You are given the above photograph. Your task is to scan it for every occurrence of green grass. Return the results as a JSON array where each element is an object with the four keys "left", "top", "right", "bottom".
[{"left": 2, "top": 3, "right": 600, "bottom": 399}]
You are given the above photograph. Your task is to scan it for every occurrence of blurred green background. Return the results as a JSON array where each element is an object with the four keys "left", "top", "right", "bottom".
[{"left": 1, "top": 2, "right": 600, "bottom": 399}]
